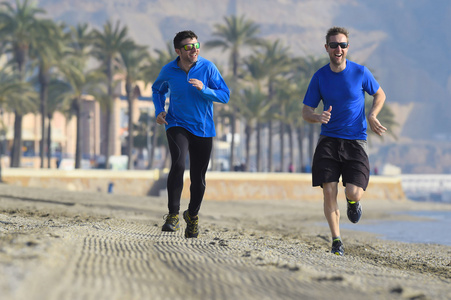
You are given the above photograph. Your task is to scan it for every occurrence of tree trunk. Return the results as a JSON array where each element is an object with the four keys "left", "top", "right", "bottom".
[
  {"left": 39, "top": 68, "right": 49, "bottom": 169},
  {"left": 256, "top": 122, "right": 262, "bottom": 172},
  {"left": 10, "top": 112, "right": 23, "bottom": 168},
  {"left": 104, "top": 59, "right": 114, "bottom": 169},
  {"left": 104, "top": 108, "right": 112, "bottom": 169},
  {"left": 148, "top": 122, "right": 157, "bottom": 170},
  {"left": 75, "top": 98, "right": 82, "bottom": 169},
  {"left": 288, "top": 124, "right": 294, "bottom": 172},
  {"left": 267, "top": 121, "right": 273, "bottom": 172},
  {"left": 47, "top": 115, "right": 52, "bottom": 168},
  {"left": 244, "top": 122, "right": 252, "bottom": 172},
  {"left": 126, "top": 83, "right": 134, "bottom": 170},
  {"left": 309, "top": 123, "right": 317, "bottom": 161},
  {"left": 296, "top": 124, "right": 305, "bottom": 172},
  {"left": 279, "top": 121, "right": 285, "bottom": 172},
  {"left": 228, "top": 111, "right": 236, "bottom": 171}
]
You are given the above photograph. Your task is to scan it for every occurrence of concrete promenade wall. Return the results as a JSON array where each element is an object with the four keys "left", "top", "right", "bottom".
[{"left": 0, "top": 169, "right": 406, "bottom": 202}]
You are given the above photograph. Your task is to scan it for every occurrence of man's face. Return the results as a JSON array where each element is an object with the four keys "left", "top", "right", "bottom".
[
  {"left": 325, "top": 33, "right": 348, "bottom": 67},
  {"left": 175, "top": 38, "right": 199, "bottom": 64}
]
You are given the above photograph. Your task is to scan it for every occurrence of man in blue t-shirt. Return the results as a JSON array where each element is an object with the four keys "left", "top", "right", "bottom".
[
  {"left": 302, "top": 27, "right": 387, "bottom": 256},
  {"left": 152, "top": 30, "right": 230, "bottom": 238}
]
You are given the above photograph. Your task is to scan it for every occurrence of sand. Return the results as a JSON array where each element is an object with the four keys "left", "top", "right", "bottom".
[{"left": 0, "top": 183, "right": 450, "bottom": 300}]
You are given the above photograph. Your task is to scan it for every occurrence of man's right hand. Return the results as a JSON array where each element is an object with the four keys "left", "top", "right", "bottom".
[
  {"left": 156, "top": 112, "right": 168, "bottom": 125},
  {"left": 319, "top": 106, "right": 332, "bottom": 124}
]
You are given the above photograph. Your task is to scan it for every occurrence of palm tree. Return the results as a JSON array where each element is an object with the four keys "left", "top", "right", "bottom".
[
  {"left": 45, "top": 78, "right": 71, "bottom": 168},
  {"left": 243, "top": 39, "right": 292, "bottom": 172},
  {"left": 260, "top": 40, "right": 292, "bottom": 172},
  {"left": 91, "top": 20, "right": 133, "bottom": 169},
  {"left": 0, "top": 68, "right": 36, "bottom": 176},
  {"left": 143, "top": 41, "right": 174, "bottom": 170},
  {"left": 119, "top": 41, "right": 150, "bottom": 169},
  {"left": 29, "top": 20, "right": 66, "bottom": 168},
  {"left": 238, "top": 86, "right": 270, "bottom": 171},
  {"left": 145, "top": 41, "right": 174, "bottom": 82},
  {"left": 61, "top": 23, "right": 107, "bottom": 169},
  {"left": 275, "top": 76, "right": 305, "bottom": 172},
  {"left": 205, "top": 14, "right": 263, "bottom": 170},
  {"left": 293, "top": 55, "right": 329, "bottom": 162},
  {"left": 0, "top": 0, "right": 50, "bottom": 167}
]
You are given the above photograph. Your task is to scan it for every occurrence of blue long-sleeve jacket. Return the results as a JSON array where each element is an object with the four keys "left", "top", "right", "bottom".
[{"left": 152, "top": 56, "right": 230, "bottom": 137}]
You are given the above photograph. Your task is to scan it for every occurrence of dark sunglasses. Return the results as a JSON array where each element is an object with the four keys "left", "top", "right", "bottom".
[
  {"left": 328, "top": 42, "right": 348, "bottom": 49},
  {"left": 181, "top": 42, "right": 200, "bottom": 51}
]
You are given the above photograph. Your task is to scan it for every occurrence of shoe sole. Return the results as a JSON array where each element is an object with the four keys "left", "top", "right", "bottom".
[{"left": 162, "top": 226, "right": 179, "bottom": 232}]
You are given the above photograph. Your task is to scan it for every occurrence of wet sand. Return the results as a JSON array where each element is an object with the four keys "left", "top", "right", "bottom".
[{"left": 0, "top": 184, "right": 450, "bottom": 300}]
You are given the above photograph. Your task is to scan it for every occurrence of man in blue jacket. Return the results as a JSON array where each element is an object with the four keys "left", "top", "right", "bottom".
[
  {"left": 152, "top": 30, "right": 230, "bottom": 238},
  {"left": 302, "top": 27, "right": 387, "bottom": 255}
]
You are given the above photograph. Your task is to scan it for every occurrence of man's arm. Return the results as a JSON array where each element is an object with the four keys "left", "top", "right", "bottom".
[
  {"left": 197, "top": 65, "right": 230, "bottom": 104},
  {"left": 302, "top": 105, "right": 332, "bottom": 124},
  {"left": 367, "top": 87, "right": 387, "bottom": 136}
]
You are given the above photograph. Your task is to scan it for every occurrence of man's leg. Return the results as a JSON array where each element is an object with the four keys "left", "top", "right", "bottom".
[
  {"left": 323, "top": 182, "right": 344, "bottom": 256},
  {"left": 345, "top": 183, "right": 364, "bottom": 202},
  {"left": 183, "top": 134, "right": 212, "bottom": 238},
  {"left": 345, "top": 183, "right": 364, "bottom": 223},
  {"left": 162, "top": 128, "right": 189, "bottom": 232},
  {"left": 323, "top": 182, "right": 340, "bottom": 238},
  {"left": 187, "top": 135, "right": 212, "bottom": 216},
  {"left": 166, "top": 128, "right": 190, "bottom": 214}
]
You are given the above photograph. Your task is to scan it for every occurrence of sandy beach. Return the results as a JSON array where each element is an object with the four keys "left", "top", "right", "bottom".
[{"left": 0, "top": 183, "right": 450, "bottom": 300}]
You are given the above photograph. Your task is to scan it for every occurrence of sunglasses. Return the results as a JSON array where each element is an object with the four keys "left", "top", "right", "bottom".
[
  {"left": 328, "top": 42, "right": 348, "bottom": 49},
  {"left": 181, "top": 42, "right": 200, "bottom": 51}
]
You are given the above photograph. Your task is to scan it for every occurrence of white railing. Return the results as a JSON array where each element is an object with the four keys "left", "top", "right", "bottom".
[{"left": 401, "top": 174, "right": 451, "bottom": 202}]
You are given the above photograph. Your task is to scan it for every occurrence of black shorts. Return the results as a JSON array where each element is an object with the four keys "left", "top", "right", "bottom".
[{"left": 312, "top": 136, "right": 370, "bottom": 190}]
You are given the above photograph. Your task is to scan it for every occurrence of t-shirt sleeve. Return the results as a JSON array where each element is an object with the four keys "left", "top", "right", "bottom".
[
  {"left": 303, "top": 73, "right": 321, "bottom": 108},
  {"left": 362, "top": 66, "right": 380, "bottom": 96}
]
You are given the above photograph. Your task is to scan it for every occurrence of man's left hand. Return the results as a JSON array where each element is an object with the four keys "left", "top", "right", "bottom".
[
  {"left": 368, "top": 116, "right": 387, "bottom": 136},
  {"left": 189, "top": 78, "right": 203, "bottom": 91}
]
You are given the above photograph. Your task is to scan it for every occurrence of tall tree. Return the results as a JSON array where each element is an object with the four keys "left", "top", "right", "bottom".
[
  {"left": 205, "top": 15, "right": 263, "bottom": 170},
  {"left": 237, "top": 86, "right": 270, "bottom": 171},
  {"left": 293, "top": 55, "right": 329, "bottom": 162},
  {"left": 91, "top": 20, "right": 133, "bottom": 169},
  {"left": 62, "top": 23, "right": 106, "bottom": 169},
  {"left": 143, "top": 41, "right": 174, "bottom": 170},
  {"left": 0, "top": 0, "right": 49, "bottom": 167},
  {"left": 244, "top": 39, "right": 292, "bottom": 171},
  {"left": 45, "top": 78, "right": 71, "bottom": 168},
  {"left": 29, "top": 20, "right": 65, "bottom": 168},
  {"left": 259, "top": 40, "right": 292, "bottom": 172},
  {"left": 0, "top": 68, "right": 36, "bottom": 176},
  {"left": 119, "top": 41, "right": 149, "bottom": 169}
]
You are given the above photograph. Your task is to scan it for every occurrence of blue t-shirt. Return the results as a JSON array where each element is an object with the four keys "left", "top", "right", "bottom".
[
  {"left": 303, "top": 60, "right": 380, "bottom": 140},
  {"left": 152, "top": 56, "right": 230, "bottom": 137}
]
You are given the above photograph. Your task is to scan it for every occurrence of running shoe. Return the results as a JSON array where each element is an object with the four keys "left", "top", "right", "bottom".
[
  {"left": 162, "top": 213, "right": 180, "bottom": 232},
  {"left": 347, "top": 200, "right": 362, "bottom": 223},
  {"left": 183, "top": 210, "right": 199, "bottom": 238},
  {"left": 331, "top": 239, "right": 344, "bottom": 256}
]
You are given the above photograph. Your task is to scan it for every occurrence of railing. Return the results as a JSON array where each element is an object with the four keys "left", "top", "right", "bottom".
[{"left": 401, "top": 174, "right": 451, "bottom": 202}]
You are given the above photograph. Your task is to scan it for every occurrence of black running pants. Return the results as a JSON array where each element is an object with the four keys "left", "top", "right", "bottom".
[{"left": 166, "top": 127, "right": 212, "bottom": 216}]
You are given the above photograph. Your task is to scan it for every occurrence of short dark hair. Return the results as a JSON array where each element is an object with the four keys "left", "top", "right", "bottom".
[
  {"left": 326, "top": 27, "right": 349, "bottom": 44},
  {"left": 173, "top": 30, "right": 198, "bottom": 49}
]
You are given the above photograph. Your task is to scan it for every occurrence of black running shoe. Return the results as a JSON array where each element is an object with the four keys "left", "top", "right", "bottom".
[
  {"left": 347, "top": 200, "right": 362, "bottom": 223},
  {"left": 331, "top": 239, "right": 344, "bottom": 256},
  {"left": 162, "top": 213, "right": 180, "bottom": 232},
  {"left": 183, "top": 210, "right": 199, "bottom": 238}
]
